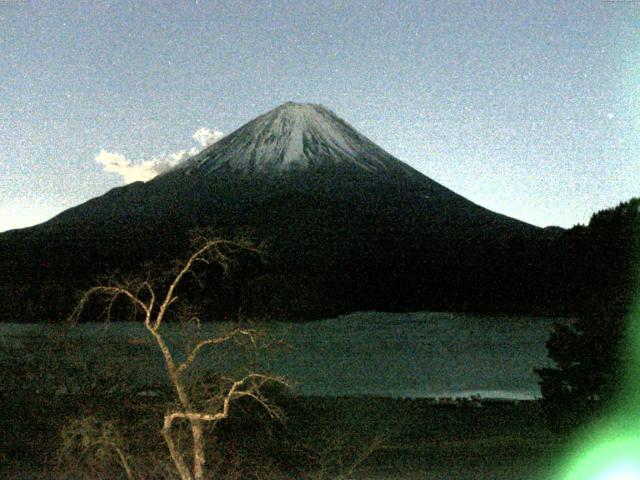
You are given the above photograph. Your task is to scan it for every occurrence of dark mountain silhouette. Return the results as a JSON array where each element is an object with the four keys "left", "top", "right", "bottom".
[{"left": 2, "top": 102, "right": 560, "bottom": 322}]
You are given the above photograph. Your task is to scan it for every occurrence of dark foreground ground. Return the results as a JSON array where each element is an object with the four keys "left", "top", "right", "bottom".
[
  {"left": 284, "top": 396, "right": 563, "bottom": 479},
  {"left": 1, "top": 395, "right": 565, "bottom": 479}
]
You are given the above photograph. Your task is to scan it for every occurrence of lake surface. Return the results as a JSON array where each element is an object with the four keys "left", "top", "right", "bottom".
[
  {"left": 264, "top": 311, "right": 568, "bottom": 399},
  {"left": 0, "top": 311, "right": 570, "bottom": 399}
]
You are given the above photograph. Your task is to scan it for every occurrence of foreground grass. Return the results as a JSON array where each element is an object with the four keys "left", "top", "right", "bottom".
[
  {"left": 1, "top": 393, "right": 564, "bottom": 479},
  {"left": 280, "top": 396, "right": 563, "bottom": 479}
]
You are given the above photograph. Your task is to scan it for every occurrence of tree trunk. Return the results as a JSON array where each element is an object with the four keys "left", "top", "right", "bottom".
[
  {"left": 163, "top": 414, "right": 195, "bottom": 480},
  {"left": 192, "top": 419, "right": 205, "bottom": 480}
]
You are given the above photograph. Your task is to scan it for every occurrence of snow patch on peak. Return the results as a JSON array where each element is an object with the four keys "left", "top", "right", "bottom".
[
  {"left": 172, "top": 102, "right": 417, "bottom": 178},
  {"left": 277, "top": 101, "right": 323, "bottom": 111},
  {"left": 260, "top": 102, "right": 359, "bottom": 169}
]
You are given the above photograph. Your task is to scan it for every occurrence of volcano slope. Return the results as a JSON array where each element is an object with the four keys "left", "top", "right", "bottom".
[{"left": 0, "top": 102, "right": 557, "bottom": 322}]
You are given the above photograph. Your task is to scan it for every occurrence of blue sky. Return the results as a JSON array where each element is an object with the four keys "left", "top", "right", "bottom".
[{"left": 0, "top": 0, "right": 638, "bottom": 231}]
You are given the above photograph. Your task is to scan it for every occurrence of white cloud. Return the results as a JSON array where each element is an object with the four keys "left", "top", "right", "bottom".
[
  {"left": 96, "top": 127, "right": 224, "bottom": 184},
  {"left": 95, "top": 149, "right": 168, "bottom": 183},
  {"left": 193, "top": 127, "right": 225, "bottom": 147}
]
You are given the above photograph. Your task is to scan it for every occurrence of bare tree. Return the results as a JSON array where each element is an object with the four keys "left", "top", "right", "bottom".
[{"left": 69, "top": 234, "right": 287, "bottom": 480}]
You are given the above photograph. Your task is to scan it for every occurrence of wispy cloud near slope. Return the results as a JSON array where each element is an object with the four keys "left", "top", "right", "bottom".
[{"left": 95, "top": 127, "right": 224, "bottom": 183}]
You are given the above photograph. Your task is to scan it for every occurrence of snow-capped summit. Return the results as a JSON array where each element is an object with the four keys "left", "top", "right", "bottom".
[{"left": 170, "top": 102, "right": 419, "bottom": 178}]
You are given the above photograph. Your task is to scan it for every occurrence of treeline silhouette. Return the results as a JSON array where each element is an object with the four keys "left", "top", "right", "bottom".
[
  {"left": 544, "top": 197, "right": 639, "bottom": 316},
  {"left": 536, "top": 197, "right": 639, "bottom": 431}
]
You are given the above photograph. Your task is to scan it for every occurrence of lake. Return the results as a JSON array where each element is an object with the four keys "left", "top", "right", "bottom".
[{"left": 0, "top": 311, "right": 569, "bottom": 399}]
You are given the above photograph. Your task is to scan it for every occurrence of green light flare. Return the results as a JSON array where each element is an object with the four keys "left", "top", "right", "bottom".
[
  {"left": 554, "top": 306, "right": 640, "bottom": 480},
  {"left": 554, "top": 230, "right": 640, "bottom": 480},
  {"left": 595, "top": 462, "right": 640, "bottom": 480},
  {"left": 556, "top": 424, "right": 640, "bottom": 480}
]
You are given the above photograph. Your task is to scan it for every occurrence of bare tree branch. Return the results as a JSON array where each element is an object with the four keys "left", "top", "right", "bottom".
[
  {"left": 176, "top": 328, "right": 259, "bottom": 376},
  {"left": 154, "top": 237, "right": 261, "bottom": 330},
  {"left": 68, "top": 285, "right": 151, "bottom": 325}
]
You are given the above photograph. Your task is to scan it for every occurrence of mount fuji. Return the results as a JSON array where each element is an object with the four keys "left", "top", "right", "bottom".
[{"left": 0, "top": 102, "right": 556, "bottom": 322}]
